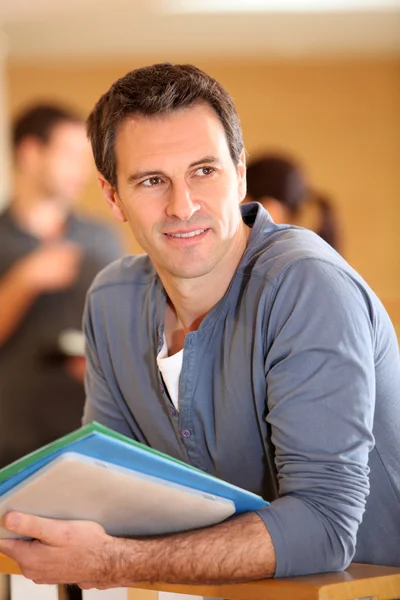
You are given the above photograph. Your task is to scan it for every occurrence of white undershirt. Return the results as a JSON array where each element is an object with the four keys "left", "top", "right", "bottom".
[{"left": 156, "top": 335, "right": 183, "bottom": 410}]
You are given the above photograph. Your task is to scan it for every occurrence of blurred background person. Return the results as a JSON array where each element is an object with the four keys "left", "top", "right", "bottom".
[
  {"left": 245, "top": 153, "right": 341, "bottom": 251},
  {"left": 0, "top": 103, "right": 123, "bottom": 471}
]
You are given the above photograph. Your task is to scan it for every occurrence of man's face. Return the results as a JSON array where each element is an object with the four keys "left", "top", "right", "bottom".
[
  {"left": 104, "top": 103, "right": 246, "bottom": 281},
  {"left": 23, "top": 122, "right": 92, "bottom": 206}
]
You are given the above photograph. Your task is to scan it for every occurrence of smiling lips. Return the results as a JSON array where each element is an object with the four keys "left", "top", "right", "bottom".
[{"left": 164, "top": 228, "right": 208, "bottom": 239}]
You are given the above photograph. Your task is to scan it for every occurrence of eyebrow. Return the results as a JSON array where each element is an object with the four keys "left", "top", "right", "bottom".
[
  {"left": 126, "top": 155, "right": 222, "bottom": 185},
  {"left": 189, "top": 155, "right": 222, "bottom": 169}
]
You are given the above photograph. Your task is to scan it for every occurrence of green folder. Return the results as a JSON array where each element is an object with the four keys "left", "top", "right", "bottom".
[{"left": 0, "top": 421, "right": 201, "bottom": 486}]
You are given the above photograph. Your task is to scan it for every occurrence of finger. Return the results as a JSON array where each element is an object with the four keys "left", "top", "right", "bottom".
[
  {"left": 0, "top": 538, "right": 31, "bottom": 561},
  {"left": 2, "top": 512, "right": 68, "bottom": 545},
  {"left": 79, "top": 583, "right": 116, "bottom": 590}
]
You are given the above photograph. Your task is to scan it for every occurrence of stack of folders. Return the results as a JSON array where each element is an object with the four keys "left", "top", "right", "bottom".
[{"left": 0, "top": 422, "right": 268, "bottom": 539}]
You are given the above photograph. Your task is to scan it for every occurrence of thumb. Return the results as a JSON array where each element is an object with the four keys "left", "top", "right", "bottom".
[{"left": 2, "top": 512, "right": 62, "bottom": 545}]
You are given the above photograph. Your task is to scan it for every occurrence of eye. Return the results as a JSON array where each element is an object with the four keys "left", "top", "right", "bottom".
[
  {"left": 195, "top": 166, "right": 215, "bottom": 177},
  {"left": 141, "top": 176, "right": 163, "bottom": 187}
]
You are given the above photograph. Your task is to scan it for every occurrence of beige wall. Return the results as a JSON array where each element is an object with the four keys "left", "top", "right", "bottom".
[{"left": 6, "top": 57, "right": 400, "bottom": 324}]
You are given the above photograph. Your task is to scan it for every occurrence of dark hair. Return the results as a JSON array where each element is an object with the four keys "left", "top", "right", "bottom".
[
  {"left": 312, "top": 192, "right": 340, "bottom": 252},
  {"left": 246, "top": 154, "right": 340, "bottom": 250},
  {"left": 12, "top": 103, "right": 82, "bottom": 149},
  {"left": 246, "top": 154, "right": 307, "bottom": 214},
  {"left": 87, "top": 62, "right": 244, "bottom": 188}
]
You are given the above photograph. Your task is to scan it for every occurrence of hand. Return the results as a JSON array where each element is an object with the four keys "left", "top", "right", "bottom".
[
  {"left": 18, "top": 242, "right": 83, "bottom": 293},
  {"left": 65, "top": 356, "right": 87, "bottom": 382},
  {"left": 0, "top": 512, "right": 119, "bottom": 587}
]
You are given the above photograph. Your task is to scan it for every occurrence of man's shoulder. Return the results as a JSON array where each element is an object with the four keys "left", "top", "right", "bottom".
[
  {"left": 0, "top": 207, "right": 13, "bottom": 233},
  {"left": 69, "top": 213, "right": 124, "bottom": 262},
  {"left": 88, "top": 253, "right": 156, "bottom": 295},
  {"left": 246, "top": 225, "right": 394, "bottom": 338},
  {"left": 0, "top": 209, "right": 27, "bottom": 269},
  {"left": 245, "top": 224, "right": 348, "bottom": 285},
  {"left": 242, "top": 203, "right": 347, "bottom": 283}
]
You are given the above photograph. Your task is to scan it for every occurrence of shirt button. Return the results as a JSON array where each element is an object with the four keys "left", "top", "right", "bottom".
[
  {"left": 181, "top": 429, "right": 191, "bottom": 438},
  {"left": 169, "top": 407, "right": 176, "bottom": 416}
]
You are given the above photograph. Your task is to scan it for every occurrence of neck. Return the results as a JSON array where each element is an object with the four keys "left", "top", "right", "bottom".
[
  {"left": 11, "top": 176, "right": 68, "bottom": 239},
  {"left": 160, "top": 221, "right": 251, "bottom": 348}
]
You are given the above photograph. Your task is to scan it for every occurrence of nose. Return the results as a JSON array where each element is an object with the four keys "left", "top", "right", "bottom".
[{"left": 166, "top": 181, "right": 200, "bottom": 222}]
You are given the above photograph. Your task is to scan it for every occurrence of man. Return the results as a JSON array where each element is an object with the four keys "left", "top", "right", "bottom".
[
  {"left": 0, "top": 64, "right": 399, "bottom": 589},
  {"left": 0, "top": 103, "right": 122, "bottom": 467}
]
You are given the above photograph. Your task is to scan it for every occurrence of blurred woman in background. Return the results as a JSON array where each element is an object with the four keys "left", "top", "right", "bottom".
[{"left": 245, "top": 153, "right": 341, "bottom": 251}]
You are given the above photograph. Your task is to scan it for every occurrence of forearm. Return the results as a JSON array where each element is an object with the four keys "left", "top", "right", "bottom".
[
  {"left": 110, "top": 512, "right": 276, "bottom": 586},
  {"left": 0, "top": 265, "right": 38, "bottom": 346}
]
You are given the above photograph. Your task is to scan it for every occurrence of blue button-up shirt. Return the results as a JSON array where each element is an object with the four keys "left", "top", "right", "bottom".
[{"left": 83, "top": 203, "right": 400, "bottom": 576}]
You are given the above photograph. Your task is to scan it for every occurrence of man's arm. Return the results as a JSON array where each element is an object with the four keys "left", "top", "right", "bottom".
[
  {"left": 81, "top": 287, "right": 141, "bottom": 436},
  {"left": 0, "top": 263, "right": 38, "bottom": 347},
  {"left": 257, "top": 258, "right": 376, "bottom": 577},
  {"left": 112, "top": 511, "right": 276, "bottom": 586},
  {"left": 0, "top": 511, "right": 276, "bottom": 587},
  {"left": 0, "top": 243, "right": 82, "bottom": 348}
]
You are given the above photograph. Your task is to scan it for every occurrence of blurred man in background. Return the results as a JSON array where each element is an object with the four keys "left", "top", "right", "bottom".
[
  {"left": 0, "top": 103, "right": 122, "bottom": 469},
  {"left": 0, "top": 103, "right": 122, "bottom": 600}
]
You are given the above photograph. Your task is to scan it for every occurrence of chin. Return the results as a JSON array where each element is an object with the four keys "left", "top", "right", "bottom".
[
  {"left": 59, "top": 195, "right": 79, "bottom": 208},
  {"left": 167, "top": 262, "right": 215, "bottom": 280}
]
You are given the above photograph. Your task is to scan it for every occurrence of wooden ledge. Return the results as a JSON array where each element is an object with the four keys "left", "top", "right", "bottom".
[
  {"left": 1, "top": 555, "right": 399, "bottom": 600},
  {"left": 0, "top": 554, "right": 21, "bottom": 576},
  {"left": 132, "top": 564, "right": 400, "bottom": 600}
]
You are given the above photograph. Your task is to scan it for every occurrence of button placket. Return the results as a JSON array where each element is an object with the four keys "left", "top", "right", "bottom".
[{"left": 178, "top": 333, "right": 197, "bottom": 453}]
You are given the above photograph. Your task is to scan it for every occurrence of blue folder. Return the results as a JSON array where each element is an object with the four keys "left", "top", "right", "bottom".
[{"left": 0, "top": 422, "right": 268, "bottom": 514}]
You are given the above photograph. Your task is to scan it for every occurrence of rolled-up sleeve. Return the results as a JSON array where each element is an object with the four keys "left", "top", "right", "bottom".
[{"left": 257, "top": 258, "right": 376, "bottom": 577}]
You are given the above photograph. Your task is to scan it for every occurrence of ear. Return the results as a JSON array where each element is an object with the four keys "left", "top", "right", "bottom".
[
  {"left": 98, "top": 176, "right": 127, "bottom": 223},
  {"left": 236, "top": 149, "right": 247, "bottom": 203}
]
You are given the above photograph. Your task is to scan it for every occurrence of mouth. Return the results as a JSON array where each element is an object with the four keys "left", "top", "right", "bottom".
[{"left": 164, "top": 228, "right": 208, "bottom": 239}]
